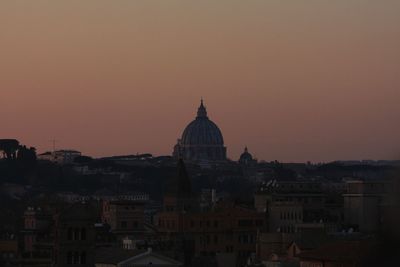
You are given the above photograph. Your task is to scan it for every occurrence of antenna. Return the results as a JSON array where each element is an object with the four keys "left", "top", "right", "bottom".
[{"left": 50, "top": 139, "right": 58, "bottom": 153}]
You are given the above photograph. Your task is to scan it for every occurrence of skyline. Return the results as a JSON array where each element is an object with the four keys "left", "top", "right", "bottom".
[
  {"left": 5, "top": 98, "right": 399, "bottom": 163},
  {"left": 1, "top": 1, "right": 400, "bottom": 162}
]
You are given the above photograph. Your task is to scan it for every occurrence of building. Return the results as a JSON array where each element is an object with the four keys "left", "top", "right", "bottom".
[
  {"left": 199, "top": 188, "right": 217, "bottom": 211},
  {"left": 298, "top": 240, "right": 373, "bottom": 267},
  {"left": 53, "top": 203, "right": 98, "bottom": 267},
  {"left": 101, "top": 200, "right": 146, "bottom": 238},
  {"left": 255, "top": 232, "right": 296, "bottom": 266},
  {"left": 22, "top": 206, "right": 53, "bottom": 257},
  {"left": 156, "top": 160, "right": 266, "bottom": 266},
  {"left": 268, "top": 202, "right": 303, "bottom": 234},
  {"left": 162, "top": 159, "right": 197, "bottom": 214},
  {"left": 255, "top": 180, "right": 328, "bottom": 224},
  {"left": 173, "top": 100, "right": 227, "bottom": 162},
  {"left": 37, "top": 151, "right": 53, "bottom": 161},
  {"left": 95, "top": 247, "right": 182, "bottom": 267},
  {"left": 343, "top": 180, "right": 388, "bottom": 232},
  {"left": 38, "top": 149, "right": 82, "bottom": 164},
  {"left": 0, "top": 237, "right": 18, "bottom": 266}
]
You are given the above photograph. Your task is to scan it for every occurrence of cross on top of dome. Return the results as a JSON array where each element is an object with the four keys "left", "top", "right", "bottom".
[{"left": 197, "top": 98, "right": 208, "bottom": 119}]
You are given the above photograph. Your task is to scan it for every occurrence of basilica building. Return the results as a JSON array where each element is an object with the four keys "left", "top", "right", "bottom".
[{"left": 173, "top": 100, "right": 227, "bottom": 162}]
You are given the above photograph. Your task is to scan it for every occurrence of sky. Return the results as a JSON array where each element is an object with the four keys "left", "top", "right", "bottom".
[{"left": 1, "top": 0, "right": 400, "bottom": 162}]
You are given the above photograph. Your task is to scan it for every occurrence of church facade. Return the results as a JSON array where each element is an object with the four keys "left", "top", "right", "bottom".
[{"left": 173, "top": 100, "right": 227, "bottom": 162}]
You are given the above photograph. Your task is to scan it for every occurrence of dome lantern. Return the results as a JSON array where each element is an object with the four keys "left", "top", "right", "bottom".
[{"left": 196, "top": 99, "right": 208, "bottom": 119}]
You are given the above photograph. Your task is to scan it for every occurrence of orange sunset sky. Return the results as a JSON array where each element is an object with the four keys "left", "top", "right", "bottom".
[{"left": 1, "top": 1, "right": 400, "bottom": 162}]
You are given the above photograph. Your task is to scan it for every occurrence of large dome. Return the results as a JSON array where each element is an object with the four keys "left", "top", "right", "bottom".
[
  {"left": 173, "top": 100, "right": 227, "bottom": 162},
  {"left": 181, "top": 115, "right": 224, "bottom": 146}
]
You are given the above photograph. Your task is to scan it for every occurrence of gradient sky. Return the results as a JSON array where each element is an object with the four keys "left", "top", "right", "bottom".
[{"left": 1, "top": 0, "right": 400, "bottom": 162}]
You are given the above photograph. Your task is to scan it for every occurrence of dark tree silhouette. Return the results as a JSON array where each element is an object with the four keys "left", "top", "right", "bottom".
[{"left": 0, "top": 139, "right": 20, "bottom": 159}]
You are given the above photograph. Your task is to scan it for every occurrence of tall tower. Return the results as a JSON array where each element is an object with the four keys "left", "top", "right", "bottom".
[{"left": 164, "top": 159, "right": 196, "bottom": 212}]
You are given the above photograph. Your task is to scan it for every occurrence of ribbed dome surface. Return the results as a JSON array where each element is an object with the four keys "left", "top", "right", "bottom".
[
  {"left": 173, "top": 100, "right": 227, "bottom": 162},
  {"left": 181, "top": 118, "right": 224, "bottom": 146}
]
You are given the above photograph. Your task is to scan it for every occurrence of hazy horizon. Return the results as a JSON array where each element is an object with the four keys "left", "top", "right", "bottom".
[{"left": 1, "top": 1, "right": 400, "bottom": 162}]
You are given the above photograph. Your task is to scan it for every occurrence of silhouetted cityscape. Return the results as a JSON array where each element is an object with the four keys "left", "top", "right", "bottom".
[
  {"left": 0, "top": 101, "right": 399, "bottom": 267},
  {"left": 2, "top": 0, "right": 400, "bottom": 265}
]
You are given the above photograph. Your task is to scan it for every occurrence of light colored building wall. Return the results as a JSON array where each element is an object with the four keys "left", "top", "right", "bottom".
[
  {"left": 343, "top": 180, "right": 387, "bottom": 232},
  {"left": 268, "top": 202, "right": 303, "bottom": 233}
]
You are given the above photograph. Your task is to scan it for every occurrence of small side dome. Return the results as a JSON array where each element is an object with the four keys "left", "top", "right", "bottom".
[{"left": 239, "top": 146, "right": 256, "bottom": 166}]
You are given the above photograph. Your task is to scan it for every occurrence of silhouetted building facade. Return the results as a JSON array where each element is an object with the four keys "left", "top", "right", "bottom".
[
  {"left": 54, "top": 203, "right": 97, "bottom": 267},
  {"left": 156, "top": 160, "right": 266, "bottom": 266},
  {"left": 343, "top": 180, "right": 388, "bottom": 232},
  {"left": 101, "top": 200, "right": 146, "bottom": 238}
]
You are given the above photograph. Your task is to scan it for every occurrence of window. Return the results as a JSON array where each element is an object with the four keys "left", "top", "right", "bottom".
[
  {"left": 214, "top": 221, "right": 219, "bottom": 228},
  {"left": 121, "top": 221, "right": 127, "bottom": 229},
  {"left": 74, "top": 228, "right": 80, "bottom": 240},
  {"left": 81, "top": 228, "right": 86, "bottom": 240},
  {"left": 80, "top": 252, "right": 86, "bottom": 264},
  {"left": 238, "top": 235, "right": 250, "bottom": 244},
  {"left": 226, "top": 246, "right": 233, "bottom": 253},
  {"left": 66, "top": 251, "right": 86, "bottom": 265},
  {"left": 73, "top": 252, "right": 79, "bottom": 264},
  {"left": 67, "top": 228, "right": 73, "bottom": 240},
  {"left": 67, "top": 252, "right": 73, "bottom": 264}
]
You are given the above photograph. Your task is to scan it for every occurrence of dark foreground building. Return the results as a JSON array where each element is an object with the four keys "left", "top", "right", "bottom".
[{"left": 156, "top": 159, "right": 266, "bottom": 266}]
